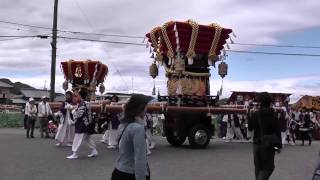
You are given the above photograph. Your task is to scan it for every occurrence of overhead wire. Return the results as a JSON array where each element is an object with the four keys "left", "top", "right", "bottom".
[
  {"left": 0, "top": 37, "right": 33, "bottom": 42},
  {"left": 226, "top": 50, "right": 320, "bottom": 57},
  {"left": 231, "top": 42, "right": 320, "bottom": 49},
  {"left": 71, "top": 0, "right": 95, "bottom": 32},
  {"left": 57, "top": 36, "right": 145, "bottom": 46},
  {"left": 0, "top": 33, "right": 320, "bottom": 57},
  {"left": 1, "top": 19, "right": 320, "bottom": 57},
  {"left": 0, "top": 19, "right": 144, "bottom": 39},
  {"left": 69, "top": 0, "right": 129, "bottom": 90}
]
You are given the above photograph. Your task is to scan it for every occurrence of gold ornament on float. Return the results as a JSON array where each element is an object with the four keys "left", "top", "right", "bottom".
[{"left": 218, "top": 61, "right": 228, "bottom": 78}]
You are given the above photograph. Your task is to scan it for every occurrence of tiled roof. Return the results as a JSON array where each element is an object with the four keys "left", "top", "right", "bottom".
[
  {"left": 0, "top": 81, "right": 13, "bottom": 88},
  {"left": 20, "top": 89, "right": 50, "bottom": 98}
]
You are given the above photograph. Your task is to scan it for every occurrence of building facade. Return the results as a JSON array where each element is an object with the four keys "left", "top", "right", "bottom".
[{"left": 0, "top": 81, "right": 13, "bottom": 104}]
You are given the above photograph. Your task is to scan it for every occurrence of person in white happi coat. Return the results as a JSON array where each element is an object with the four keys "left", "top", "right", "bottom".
[
  {"left": 26, "top": 98, "right": 37, "bottom": 138},
  {"left": 55, "top": 91, "right": 75, "bottom": 146},
  {"left": 38, "top": 96, "right": 53, "bottom": 138},
  {"left": 100, "top": 97, "right": 112, "bottom": 144},
  {"left": 310, "top": 111, "right": 320, "bottom": 127},
  {"left": 233, "top": 114, "right": 244, "bottom": 140},
  {"left": 67, "top": 89, "right": 98, "bottom": 159},
  {"left": 23, "top": 100, "right": 29, "bottom": 129},
  {"left": 225, "top": 114, "right": 235, "bottom": 142}
]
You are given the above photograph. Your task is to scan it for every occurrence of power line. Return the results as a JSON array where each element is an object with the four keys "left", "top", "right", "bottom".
[
  {"left": 71, "top": 0, "right": 95, "bottom": 32},
  {"left": 110, "top": 62, "right": 130, "bottom": 91},
  {"left": 0, "top": 19, "right": 144, "bottom": 39},
  {"left": 0, "top": 34, "right": 49, "bottom": 38},
  {"left": 58, "top": 36, "right": 320, "bottom": 57},
  {"left": 0, "top": 37, "right": 33, "bottom": 42},
  {"left": 232, "top": 42, "right": 320, "bottom": 49},
  {"left": 0, "top": 20, "right": 52, "bottom": 30},
  {"left": 1, "top": 33, "right": 320, "bottom": 57},
  {"left": 2, "top": 19, "right": 320, "bottom": 48},
  {"left": 57, "top": 36, "right": 145, "bottom": 46},
  {"left": 227, "top": 50, "right": 320, "bottom": 57},
  {"left": 0, "top": 25, "right": 45, "bottom": 33}
]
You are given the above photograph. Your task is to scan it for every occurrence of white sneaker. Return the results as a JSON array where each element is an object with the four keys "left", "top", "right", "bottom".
[
  {"left": 88, "top": 149, "right": 98, "bottom": 158},
  {"left": 149, "top": 142, "right": 156, "bottom": 150},
  {"left": 55, "top": 142, "right": 62, "bottom": 147},
  {"left": 100, "top": 140, "right": 108, "bottom": 144},
  {"left": 107, "top": 145, "right": 116, "bottom": 149},
  {"left": 66, "top": 143, "right": 72, "bottom": 147},
  {"left": 66, "top": 153, "right": 78, "bottom": 159}
]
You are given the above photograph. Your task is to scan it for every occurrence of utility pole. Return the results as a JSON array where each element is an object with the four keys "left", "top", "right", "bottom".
[{"left": 50, "top": 0, "right": 58, "bottom": 101}]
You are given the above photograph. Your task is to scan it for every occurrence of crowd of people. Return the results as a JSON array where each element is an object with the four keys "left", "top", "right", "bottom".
[
  {"left": 219, "top": 103, "right": 319, "bottom": 147},
  {"left": 23, "top": 90, "right": 320, "bottom": 180},
  {"left": 23, "top": 89, "right": 157, "bottom": 160}
]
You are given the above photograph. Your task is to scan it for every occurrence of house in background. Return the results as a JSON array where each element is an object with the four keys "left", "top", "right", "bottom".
[
  {"left": 228, "top": 91, "right": 291, "bottom": 107},
  {"left": 97, "top": 92, "right": 132, "bottom": 102},
  {"left": 19, "top": 89, "right": 50, "bottom": 103},
  {"left": 18, "top": 89, "right": 65, "bottom": 103},
  {"left": 0, "top": 81, "right": 14, "bottom": 104}
]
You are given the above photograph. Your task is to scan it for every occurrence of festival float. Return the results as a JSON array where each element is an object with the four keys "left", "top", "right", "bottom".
[
  {"left": 144, "top": 20, "right": 244, "bottom": 148},
  {"left": 50, "top": 60, "right": 109, "bottom": 110}
]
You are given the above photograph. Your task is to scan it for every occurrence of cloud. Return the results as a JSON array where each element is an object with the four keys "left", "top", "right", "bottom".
[{"left": 0, "top": 0, "right": 320, "bottom": 100}]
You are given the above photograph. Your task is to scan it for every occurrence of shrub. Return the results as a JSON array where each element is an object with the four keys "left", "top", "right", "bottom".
[{"left": 0, "top": 113, "right": 24, "bottom": 128}]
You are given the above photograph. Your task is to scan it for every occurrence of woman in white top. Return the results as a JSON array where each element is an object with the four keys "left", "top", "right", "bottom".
[{"left": 55, "top": 91, "right": 75, "bottom": 146}]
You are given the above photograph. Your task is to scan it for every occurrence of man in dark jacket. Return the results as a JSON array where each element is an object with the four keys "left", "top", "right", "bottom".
[{"left": 248, "top": 92, "right": 282, "bottom": 180}]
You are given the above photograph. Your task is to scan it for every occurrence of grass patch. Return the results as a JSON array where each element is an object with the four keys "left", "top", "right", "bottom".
[{"left": 0, "top": 113, "right": 24, "bottom": 128}]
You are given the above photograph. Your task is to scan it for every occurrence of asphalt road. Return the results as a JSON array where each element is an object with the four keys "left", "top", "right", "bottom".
[{"left": 0, "top": 128, "right": 318, "bottom": 180}]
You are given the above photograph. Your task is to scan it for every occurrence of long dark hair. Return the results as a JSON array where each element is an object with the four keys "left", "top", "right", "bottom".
[
  {"left": 258, "top": 92, "right": 272, "bottom": 108},
  {"left": 121, "top": 94, "right": 152, "bottom": 124}
]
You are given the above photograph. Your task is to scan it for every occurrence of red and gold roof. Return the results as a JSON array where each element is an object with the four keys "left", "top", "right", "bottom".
[{"left": 146, "top": 20, "right": 232, "bottom": 62}]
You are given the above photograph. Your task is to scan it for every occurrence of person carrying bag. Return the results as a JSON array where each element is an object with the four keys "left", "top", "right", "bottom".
[
  {"left": 248, "top": 92, "right": 282, "bottom": 180},
  {"left": 111, "top": 94, "right": 153, "bottom": 180}
]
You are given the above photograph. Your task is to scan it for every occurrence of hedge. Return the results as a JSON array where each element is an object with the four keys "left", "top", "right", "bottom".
[{"left": 0, "top": 113, "right": 24, "bottom": 128}]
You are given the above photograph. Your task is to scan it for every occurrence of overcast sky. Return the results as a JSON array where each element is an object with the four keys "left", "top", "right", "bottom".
[{"left": 0, "top": 0, "right": 320, "bottom": 102}]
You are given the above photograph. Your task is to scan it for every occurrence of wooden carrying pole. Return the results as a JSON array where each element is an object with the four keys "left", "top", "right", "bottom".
[{"left": 49, "top": 102, "right": 247, "bottom": 115}]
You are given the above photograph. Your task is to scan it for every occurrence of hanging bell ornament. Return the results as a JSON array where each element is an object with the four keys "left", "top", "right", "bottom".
[
  {"left": 232, "top": 31, "right": 237, "bottom": 38},
  {"left": 226, "top": 43, "right": 230, "bottom": 49},
  {"left": 218, "top": 62, "right": 228, "bottom": 78},
  {"left": 99, "top": 84, "right": 105, "bottom": 95},
  {"left": 63, "top": 81, "right": 68, "bottom": 91},
  {"left": 149, "top": 62, "right": 158, "bottom": 79},
  {"left": 230, "top": 38, "right": 234, "bottom": 44}
]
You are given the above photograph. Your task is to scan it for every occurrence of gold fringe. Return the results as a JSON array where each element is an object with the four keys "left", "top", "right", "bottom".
[
  {"left": 161, "top": 21, "right": 175, "bottom": 59},
  {"left": 185, "top": 20, "right": 199, "bottom": 59},
  {"left": 208, "top": 23, "right": 222, "bottom": 60}
]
